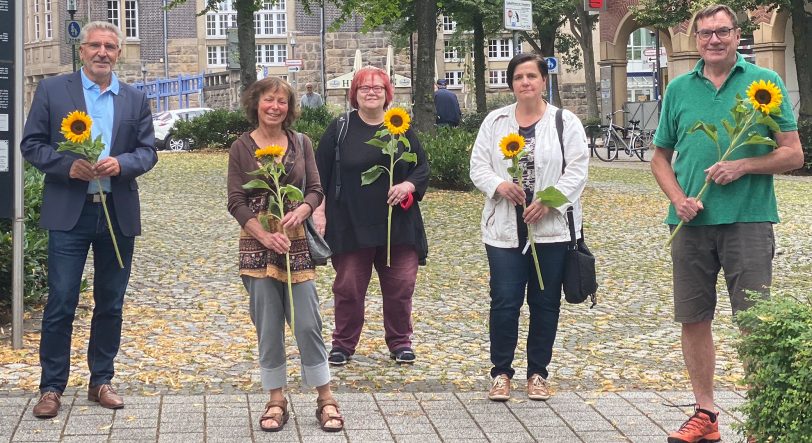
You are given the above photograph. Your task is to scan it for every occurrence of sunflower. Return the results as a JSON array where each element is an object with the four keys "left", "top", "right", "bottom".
[
  {"left": 383, "top": 108, "right": 411, "bottom": 136},
  {"left": 255, "top": 144, "right": 286, "bottom": 159},
  {"left": 499, "top": 133, "right": 525, "bottom": 158},
  {"left": 746, "top": 80, "right": 782, "bottom": 114},
  {"left": 60, "top": 111, "right": 92, "bottom": 143}
]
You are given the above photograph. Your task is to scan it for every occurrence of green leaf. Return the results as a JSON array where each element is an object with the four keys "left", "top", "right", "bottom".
[
  {"left": 258, "top": 214, "right": 271, "bottom": 231},
  {"left": 267, "top": 200, "right": 283, "bottom": 220},
  {"left": 366, "top": 138, "right": 389, "bottom": 150},
  {"left": 688, "top": 121, "right": 718, "bottom": 144},
  {"left": 241, "top": 179, "right": 272, "bottom": 191},
  {"left": 535, "top": 186, "right": 570, "bottom": 208},
  {"left": 398, "top": 136, "right": 411, "bottom": 150},
  {"left": 722, "top": 119, "right": 736, "bottom": 139},
  {"left": 400, "top": 152, "right": 417, "bottom": 164},
  {"left": 756, "top": 114, "right": 780, "bottom": 133},
  {"left": 245, "top": 169, "right": 266, "bottom": 176},
  {"left": 280, "top": 184, "right": 303, "bottom": 202},
  {"left": 382, "top": 140, "right": 398, "bottom": 156},
  {"left": 374, "top": 128, "right": 388, "bottom": 138},
  {"left": 739, "top": 133, "right": 778, "bottom": 148},
  {"left": 361, "top": 165, "right": 386, "bottom": 185}
]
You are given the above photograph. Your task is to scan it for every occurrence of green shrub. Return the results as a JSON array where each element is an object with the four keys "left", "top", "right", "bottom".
[
  {"left": 173, "top": 109, "right": 252, "bottom": 151},
  {"left": 799, "top": 118, "right": 811, "bottom": 171},
  {"left": 419, "top": 126, "right": 476, "bottom": 190},
  {"left": 0, "top": 164, "right": 49, "bottom": 311},
  {"left": 735, "top": 296, "right": 812, "bottom": 442},
  {"left": 459, "top": 111, "right": 488, "bottom": 133},
  {"left": 293, "top": 106, "right": 336, "bottom": 147}
]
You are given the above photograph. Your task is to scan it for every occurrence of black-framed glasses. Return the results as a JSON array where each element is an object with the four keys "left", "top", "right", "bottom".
[
  {"left": 357, "top": 85, "right": 384, "bottom": 94},
  {"left": 695, "top": 27, "right": 736, "bottom": 41}
]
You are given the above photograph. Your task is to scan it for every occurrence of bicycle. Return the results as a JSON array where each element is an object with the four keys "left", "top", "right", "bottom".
[{"left": 593, "top": 110, "right": 654, "bottom": 162}]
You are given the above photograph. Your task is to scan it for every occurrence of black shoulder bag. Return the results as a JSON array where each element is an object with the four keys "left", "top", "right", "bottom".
[
  {"left": 555, "top": 109, "right": 598, "bottom": 308},
  {"left": 296, "top": 132, "right": 332, "bottom": 266}
]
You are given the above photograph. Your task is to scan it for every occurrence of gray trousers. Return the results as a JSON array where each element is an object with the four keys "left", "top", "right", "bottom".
[{"left": 242, "top": 276, "right": 330, "bottom": 391}]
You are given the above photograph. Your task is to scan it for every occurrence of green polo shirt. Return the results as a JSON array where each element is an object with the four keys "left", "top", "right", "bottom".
[{"left": 653, "top": 53, "right": 797, "bottom": 226}]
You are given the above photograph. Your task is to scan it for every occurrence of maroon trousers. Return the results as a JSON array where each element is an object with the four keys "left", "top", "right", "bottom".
[{"left": 330, "top": 244, "right": 418, "bottom": 354}]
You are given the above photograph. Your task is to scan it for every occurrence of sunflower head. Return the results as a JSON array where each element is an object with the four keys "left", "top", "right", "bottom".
[
  {"left": 499, "top": 133, "right": 525, "bottom": 159},
  {"left": 255, "top": 144, "right": 286, "bottom": 160},
  {"left": 383, "top": 108, "right": 411, "bottom": 136},
  {"left": 60, "top": 111, "right": 92, "bottom": 143},
  {"left": 746, "top": 80, "right": 782, "bottom": 114}
]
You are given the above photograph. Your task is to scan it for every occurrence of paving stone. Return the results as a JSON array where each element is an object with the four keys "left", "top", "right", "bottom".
[
  {"left": 345, "top": 429, "right": 396, "bottom": 442},
  {"left": 484, "top": 431, "right": 536, "bottom": 442},
  {"left": 577, "top": 430, "right": 629, "bottom": 441},
  {"left": 9, "top": 429, "right": 63, "bottom": 442},
  {"left": 393, "top": 435, "right": 442, "bottom": 443}
]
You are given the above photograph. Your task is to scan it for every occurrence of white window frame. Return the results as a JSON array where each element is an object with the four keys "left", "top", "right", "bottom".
[
  {"left": 107, "top": 0, "right": 120, "bottom": 28},
  {"left": 207, "top": 45, "right": 227, "bottom": 67},
  {"left": 443, "top": 41, "right": 459, "bottom": 62},
  {"left": 256, "top": 44, "right": 287, "bottom": 65},
  {"left": 34, "top": 15, "right": 41, "bottom": 41},
  {"left": 254, "top": 0, "right": 286, "bottom": 37},
  {"left": 444, "top": 71, "right": 463, "bottom": 88},
  {"left": 442, "top": 16, "right": 456, "bottom": 33},
  {"left": 488, "top": 39, "right": 512, "bottom": 60},
  {"left": 488, "top": 70, "right": 508, "bottom": 87},
  {"left": 123, "top": 0, "right": 139, "bottom": 39}
]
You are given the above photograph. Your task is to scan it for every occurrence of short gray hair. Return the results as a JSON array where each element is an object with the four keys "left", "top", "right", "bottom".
[
  {"left": 79, "top": 21, "right": 124, "bottom": 48},
  {"left": 693, "top": 4, "right": 739, "bottom": 32}
]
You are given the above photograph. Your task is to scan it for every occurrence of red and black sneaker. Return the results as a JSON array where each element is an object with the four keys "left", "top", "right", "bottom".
[{"left": 667, "top": 406, "right": 721, "bottom": 443}]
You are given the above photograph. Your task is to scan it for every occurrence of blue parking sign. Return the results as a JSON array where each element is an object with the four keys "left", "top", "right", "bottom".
[{"left": 546, "top": 57, "right": 559, "bottom": 74}]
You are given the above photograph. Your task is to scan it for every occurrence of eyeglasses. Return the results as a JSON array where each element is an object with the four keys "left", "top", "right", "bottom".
[
  {"left": 82, "top": 42, "right": 120, "bottom": 52},
  {"left": 695, "top": 27, "right": 736, "bottom": 41},
  {"left": 357, "top": 85, "right": 384, "bottom": 94}
]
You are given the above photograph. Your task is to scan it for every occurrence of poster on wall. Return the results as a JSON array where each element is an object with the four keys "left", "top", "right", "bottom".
[{"left": 504, "top": 0, "right": 532, "bottom": 31}]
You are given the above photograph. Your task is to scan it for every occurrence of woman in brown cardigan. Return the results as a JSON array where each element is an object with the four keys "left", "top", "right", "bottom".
[{"left": 227, "top": 77, "right": 343, "bottom": 433}]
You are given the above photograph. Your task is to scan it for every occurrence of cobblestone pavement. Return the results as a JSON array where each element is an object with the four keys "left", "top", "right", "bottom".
[
  {"left": 2, "top": 153, "right": 809, "bottom": 437},
  {"left": 0, "top": 389, "right": 751, "bottom": 442}
]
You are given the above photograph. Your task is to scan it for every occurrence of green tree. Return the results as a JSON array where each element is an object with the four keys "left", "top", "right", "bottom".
[{"left": 634, "top": 0, "right": 811, "bottom": 123}]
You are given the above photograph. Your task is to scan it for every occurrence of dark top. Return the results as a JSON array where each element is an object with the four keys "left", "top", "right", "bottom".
[
  {"left": 316, "top": 111, "right": 429, "bottom": 263},
  {"left": 434, "top": 88, "right": 461, "bottom": 127}
]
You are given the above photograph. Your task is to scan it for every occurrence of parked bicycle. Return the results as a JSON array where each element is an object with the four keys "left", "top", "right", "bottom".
[{"left": 592, "top": 110, "right": 654, "bottom": 162}]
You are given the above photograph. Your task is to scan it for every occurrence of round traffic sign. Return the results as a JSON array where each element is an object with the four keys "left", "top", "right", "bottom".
[
  {"left": 546, "top": 57, "right": 559, "bottom": 74},
  {"left": 68, "top": 21, "right": 81, "bottom": 38}
]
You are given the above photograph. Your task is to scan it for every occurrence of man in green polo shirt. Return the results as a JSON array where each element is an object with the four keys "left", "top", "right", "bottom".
[{"left": 651, "top": 4, "right": 803, "bottom": 443}]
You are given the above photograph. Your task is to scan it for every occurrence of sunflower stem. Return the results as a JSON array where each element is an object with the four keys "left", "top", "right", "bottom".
[
  {"left": 272, "top": 172, "right": 295, "bottom": 333},
  {"left": 96, "top": 182, "right": 124, "bottom": 269},
  {"left": 516, "top": 163, "right": 544, "bottom": 290},
  {"left": 386, "top": 140, "right": 395, "bottom": 267},
  {"left": 666, "top": 109, "right": 758, "bottom": 247}
]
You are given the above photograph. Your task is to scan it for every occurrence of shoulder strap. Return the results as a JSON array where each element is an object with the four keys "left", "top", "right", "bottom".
[
  {"left": 556, "top": 108, "right": 578, "bottom": 247},
  {"left": 333, "top": 111, "right": 351, "bottom": 201}
]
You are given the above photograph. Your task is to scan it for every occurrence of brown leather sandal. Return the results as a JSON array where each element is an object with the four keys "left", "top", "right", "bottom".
[
  {"left": 260, "top": 398, "right": 289, "bottom": 432},
  {"left": 316, "top": 397, "right": 344, "bottom": 432}
]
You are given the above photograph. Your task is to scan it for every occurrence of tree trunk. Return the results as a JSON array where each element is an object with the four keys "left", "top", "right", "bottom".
[
  {"left": 790, "top": 0, "right": 811, "bottom": 122},
  {"left": 473, "top": 16, "right": 487, "bottom": 113},
  {"left": 413, "top": 0, "right": 438, "bottom": 132},
  {"left": 572, "top": 3, "right": 599, "bottom": 119},
  {"left": 235, "top": 0, "right": 257, "bottom": 91}
]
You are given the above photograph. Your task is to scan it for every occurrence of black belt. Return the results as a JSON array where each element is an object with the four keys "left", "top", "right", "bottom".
[{"left": 85, "top": 194, "right": 106, "bottom": 203}]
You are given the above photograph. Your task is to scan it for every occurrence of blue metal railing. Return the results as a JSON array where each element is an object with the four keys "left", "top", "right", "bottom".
[{"left": 134, "top": 74, "right": 204, "bottom": 112}]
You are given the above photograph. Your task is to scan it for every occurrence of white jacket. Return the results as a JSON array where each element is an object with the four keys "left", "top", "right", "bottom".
[{"left": 469, "top": 102, "right": 589, "bottom": 248}]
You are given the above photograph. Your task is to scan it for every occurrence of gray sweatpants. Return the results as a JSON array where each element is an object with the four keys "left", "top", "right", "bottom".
[{"left": 242, "top": 276, "right": 330, "bottom": 391}]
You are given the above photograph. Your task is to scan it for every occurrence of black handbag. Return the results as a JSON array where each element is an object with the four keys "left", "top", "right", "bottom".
[
  {"left": 563, "top": 209, "right": 597, "bottom": 307},
  {"left": 305, "top": 218, "right": 331, "bottom": 266},
  {"left": 554, "top": 109, "right": 597, "bottom": 307},
  {"left": 297, "top": 132, "right": 332, "bottom": 266}
]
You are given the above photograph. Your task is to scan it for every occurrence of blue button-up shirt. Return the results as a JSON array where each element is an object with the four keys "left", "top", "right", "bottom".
[{"left": 81, "top": 69, "right": 120, "bottom": 194}]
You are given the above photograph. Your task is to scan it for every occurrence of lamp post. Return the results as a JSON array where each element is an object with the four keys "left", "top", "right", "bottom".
[
  {"left": 289, "top": 35, "right": 297, "bottom": 88},
  {"left": 67, "top": 0, "right": 78, "bottom": 72},
  {"left": 141, "top": 61, "right": 147, "bottom": 86}
]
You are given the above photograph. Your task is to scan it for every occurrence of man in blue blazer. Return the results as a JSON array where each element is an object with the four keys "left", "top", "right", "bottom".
[{"left": 21, "top": 21, "right": 157, "bottom": 418}]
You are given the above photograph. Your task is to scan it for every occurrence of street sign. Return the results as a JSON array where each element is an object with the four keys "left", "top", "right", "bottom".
[
  {"left": 585, "top": 0, "right": 606, "bottom": 13},
  {"left": 546, "top": 57, "right": 559, "bottom": 74},
  {"left": 287, "top": 66, "right": 300, "bottom": 72},
  {"left": 285, "top": 59, "right": 302, "bottom": 67},
  {"left": 504, "top": 0, "right": 532, "bottom": 31},
  {"left": 65, "top": 20, "right": 81, "bottom": 44}
]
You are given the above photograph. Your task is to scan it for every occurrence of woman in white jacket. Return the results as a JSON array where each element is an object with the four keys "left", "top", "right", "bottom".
[{"left": 469, "top": 52, "right": 589, "bottom": 402}]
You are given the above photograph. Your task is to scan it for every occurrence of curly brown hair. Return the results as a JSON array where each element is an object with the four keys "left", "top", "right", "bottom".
[{"left": 241, "top": 77, "right": 299, "bottom": 129}]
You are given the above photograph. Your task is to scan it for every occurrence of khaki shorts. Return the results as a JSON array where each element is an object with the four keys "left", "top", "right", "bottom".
[{"left": 670, "top": 222, "right": 775, "bottom": 324}]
